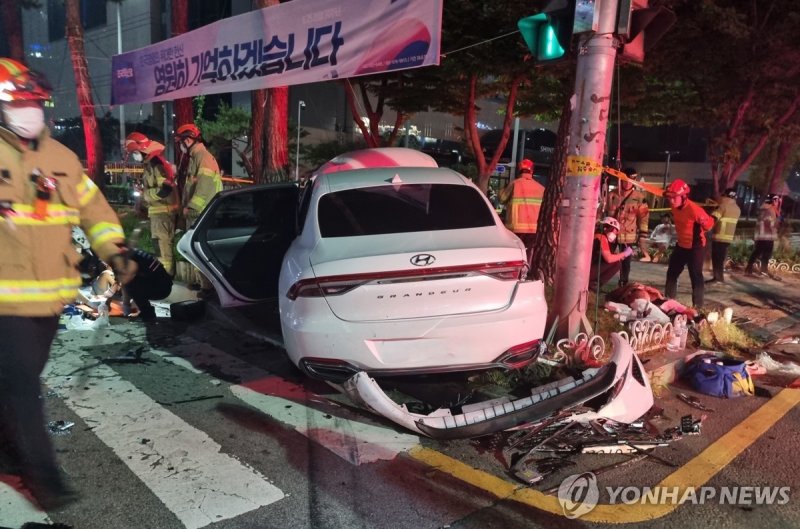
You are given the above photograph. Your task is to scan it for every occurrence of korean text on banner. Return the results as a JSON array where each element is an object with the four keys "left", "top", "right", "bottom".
[{"left": 111, "top": 0, "right": 443, "bottom": 105}]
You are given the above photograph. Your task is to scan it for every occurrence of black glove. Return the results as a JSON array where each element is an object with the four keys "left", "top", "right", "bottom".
[{"left": 156, "top": 182, "right": 174, "bottom": 199}]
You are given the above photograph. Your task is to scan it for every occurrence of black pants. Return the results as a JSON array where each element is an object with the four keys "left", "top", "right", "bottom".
[
  {"left": 665, "top": 245, "right": 706, "bottom": 308},
  {"left": 747, "top": 240, "right": 775, "bottom": 273},
  {"left": 0, "top": 316, "right": 63, "bottom": 487},
  {"left": 124, "top": 274, "right": 173, "bottom": 322},
  {"left": 612, "top": 242, "right": 632, "bottom": 285},
  {"left": 589, "top": 259, "right": 623, "bottom": 291},
  {"left": 711, "top": 241, "right": 730, "bottom": 281}
]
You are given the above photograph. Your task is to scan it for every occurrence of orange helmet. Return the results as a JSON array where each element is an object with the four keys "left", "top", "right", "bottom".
[
  {"left": 0, "top": 58, "right": 52, "bottom": 102},
  {"left": 518, "top": 159, "right": 534, "bottom": 173},
  {"left": 665, "top": 179, "right": 690, "bottom": 197},
  {"left": 124, "top": 131, "right": 151, "bottom": 153},
  {"left": 175, "top": 123, "right": 201, "bottom": 140}
]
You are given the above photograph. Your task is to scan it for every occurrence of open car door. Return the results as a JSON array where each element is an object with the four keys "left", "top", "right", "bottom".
[{"left": 177, "top": 183, "right": 299, "bottom": 307}]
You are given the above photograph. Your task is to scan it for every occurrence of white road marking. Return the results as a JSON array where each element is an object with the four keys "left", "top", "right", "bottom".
[
  {"left": 43, "top": 345, "right": 285, "bottom": 529},
  {"left": 0, "top": 480, "right": 50, "bottom": 527},
  {"left": 155, "top": 340, "right": 421, "bottom": 465}
]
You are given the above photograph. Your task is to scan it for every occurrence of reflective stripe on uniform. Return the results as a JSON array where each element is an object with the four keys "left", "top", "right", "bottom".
[
  {"left": 509, "top": 197, "right": 542, "bottom": 232},
  {"left": 0, "top": 277, "right": 82, "bottom": 303},
  {"left": 87, "top": 221, "right": 125, "bottom": 247},
  {"left": 148, "top": 204, "right": 178, "bottom": 215},
  {"left": 76, "top": 174, "right": 100, "bottom": 206},
  {"left": 713, "top": 216, "right": 738, "bottom": 242},
  {"left": 1, "top": 203, "right": 79, "bottom": 225},
  {"left": 188, "top": 195, "right": 208, "bottom": 211}
]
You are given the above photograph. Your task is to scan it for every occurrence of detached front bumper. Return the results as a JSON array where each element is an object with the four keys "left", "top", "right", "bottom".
[{"left": 342, "top": 333, "right": 652, "bottom": 439}]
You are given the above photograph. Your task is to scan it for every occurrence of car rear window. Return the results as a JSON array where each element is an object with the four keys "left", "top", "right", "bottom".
[{"left": 318, "top": 183, "right": 496, "bottom": 237}]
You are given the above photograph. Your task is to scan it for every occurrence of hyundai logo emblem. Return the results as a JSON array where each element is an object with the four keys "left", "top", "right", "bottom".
[{"left": 410, "top": 253, "right": 436, "bottom": 266}]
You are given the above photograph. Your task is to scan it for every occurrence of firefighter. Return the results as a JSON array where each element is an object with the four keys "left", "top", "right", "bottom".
[
  {"left": 746, "top": 194, "right": 782, "bottom": 279},
  {"left": 174, "top": 124, "right": 222, "bottom": 295},
  {"left": 589, "top": 217, "right": 634, "bottom": 291},
  {"left": 124, "top": 132, "right": 179, "bottom": 275},
  {"left": 0, "top": 58, "right": 135, "bottom": 507},
  {"left": 664, "top": 179, "right": 715, "bottom": 308},
  {"left": 605, "top": 167, "right": 650, "bottom": 285},
  {"left": 499, "top": 158, "right": 545, "bottom": 269},
  {"left": 707, "top": 187, "right": 741, "bottom": 284}
]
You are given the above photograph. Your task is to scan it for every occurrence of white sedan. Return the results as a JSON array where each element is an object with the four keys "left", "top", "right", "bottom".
[{"left": 179, "top": 148, "right": 651, "bottom": 438}]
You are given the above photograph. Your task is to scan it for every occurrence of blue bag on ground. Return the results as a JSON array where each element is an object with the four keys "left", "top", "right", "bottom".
[{"left": 682, "top": 353, "right": 754, "bottom": 398}]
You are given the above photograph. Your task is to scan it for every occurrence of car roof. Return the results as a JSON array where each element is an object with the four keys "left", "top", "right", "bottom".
[
  {"left": 313, "top": 147, "right": 438, "bottom": 177},
  {"left": 317, "top": 166, "right": 471, "bottom": 193}
]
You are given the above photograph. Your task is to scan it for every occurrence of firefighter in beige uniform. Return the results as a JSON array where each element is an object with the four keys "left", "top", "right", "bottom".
[
  {"left": 124, "top": 132, "right": 179, "bottom": 275},
  {"left": 175, "top": 124, "right": 222, "bottom": 293},
  {"left": 605, "top": 167, "right": 649, "bottom": 286},
  {"left": 0, "top": 58, "right": 135, "bottom": 507}
]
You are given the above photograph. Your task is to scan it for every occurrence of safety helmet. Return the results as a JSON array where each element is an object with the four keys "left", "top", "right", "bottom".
[
  {"left": 623, "top": 167, "right": 638, "bottom": 179},
  {"left": 724, "top": 187, "right": 737, "bottom": 198},
  {"left": 175, "top": 123, "right": 201, "bottom": 140},
  {"left": 601, "top": 216, "right": 620, "bottom": 232},
  {"left": 124, "top": 131, "right": 151, "bottom": 153},
  {"left": 665, "top": 179, "right": 690, "bottom": 198},
  {"left": 0, "top": 58, "right": 52, "bottom": 102},
  {"left": 765, "top": 194, "right": 782, "bottom": 204},
  {"left": 518, "top": 159, "right": 534, "bottom": 173}
]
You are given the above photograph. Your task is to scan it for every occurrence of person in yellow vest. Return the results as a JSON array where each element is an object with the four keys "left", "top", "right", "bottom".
[
  {"left": 605, "top": 167, "right": 649, "bottom": 285},
  {"left": 124, "top": 132, "right": 179, "bottom": 275},
  {"left": 706, "top": 187, "right": 741, "bottom": 284},
  {"left": 499, "top": 158, "right": 545, "bottom": 268},
  {"left": 0, "top": 58, "right": 136, "bottom": 508},
  {"left": 746, "top": 194, "right": 782, "bottom": 279},
  {"left": 174, "top": 123, "right": 222, "bottom": 295}
]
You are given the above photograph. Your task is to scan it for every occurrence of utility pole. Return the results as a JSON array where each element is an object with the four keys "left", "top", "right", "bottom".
[{"left": 550, "top": 0, "right": 620, "bottom": 339}]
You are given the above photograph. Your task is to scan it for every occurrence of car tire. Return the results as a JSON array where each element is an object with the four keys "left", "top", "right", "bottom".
[{"left": 170, "top": 299, "right": 205, "bottom": 322}]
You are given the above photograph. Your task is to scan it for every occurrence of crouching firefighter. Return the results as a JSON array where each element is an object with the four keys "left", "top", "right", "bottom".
[
  {"left": 0, "top": 57, "right": 136, "bottom": 508},
  {"left": 125, "top": 132, "right": 179, "bottom": 275}
]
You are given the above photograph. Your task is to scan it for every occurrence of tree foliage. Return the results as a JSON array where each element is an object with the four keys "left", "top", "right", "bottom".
[{"left": 623, "top": 0, "right": 800, "bottom": 195}]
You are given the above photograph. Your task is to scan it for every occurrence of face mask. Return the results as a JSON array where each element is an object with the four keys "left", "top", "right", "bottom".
[
  {"left": 607, "top": 233, "right": 617, "bottom": 243},
  {"left": 180, "top": 143, "right": 188, "bottom": 154},
  {"left": 131, "top": 151, "right": 144, "bottom": 163},
  {"left": 2, "top": 104, "right": 45, "bottom": 139}
]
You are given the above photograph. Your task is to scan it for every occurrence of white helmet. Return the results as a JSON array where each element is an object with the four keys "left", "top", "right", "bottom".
[
  {"left": 71, "top": 226, "right": 90, "bottom": 249},
  {"left": 601, "top": 216, "right": 620, "bottom": 231}
]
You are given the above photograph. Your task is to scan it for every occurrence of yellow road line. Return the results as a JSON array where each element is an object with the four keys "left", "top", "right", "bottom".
[{"left": 409, "top": 388, "right": 800, "bottom": 524}]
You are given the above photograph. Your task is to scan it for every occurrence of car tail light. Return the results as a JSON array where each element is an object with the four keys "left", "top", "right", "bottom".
[
  {"left": 495, "top": 339, "right": 543, "bottom": 370},
  {"left": 286, "top": 260, "right": 526, "bottom": 300}
]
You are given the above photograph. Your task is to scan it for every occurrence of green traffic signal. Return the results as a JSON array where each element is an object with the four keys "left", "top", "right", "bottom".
[{"left": 518, "top": 11, "right": 571, "bottom": 62}]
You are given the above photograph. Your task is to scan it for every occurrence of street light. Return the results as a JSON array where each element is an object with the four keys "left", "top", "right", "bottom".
[
  {"left": 661, "top": 150, "right": 679, "bottom": 207},
  {"left": 295, "top": 100, "right": 306, "bottom": 181}
]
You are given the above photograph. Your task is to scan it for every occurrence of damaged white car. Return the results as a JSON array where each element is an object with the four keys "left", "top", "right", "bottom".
[{"left": 179, "top": 148, "right": 651, "bottom": 438}]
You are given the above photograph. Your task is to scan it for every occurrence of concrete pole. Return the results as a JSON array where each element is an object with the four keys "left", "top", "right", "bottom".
[
  {"left": 117, "top": 4, "right": 125, "bottom": 160},
  {"left": 551, "top": 0, "right": 620, "bottom": 339}
]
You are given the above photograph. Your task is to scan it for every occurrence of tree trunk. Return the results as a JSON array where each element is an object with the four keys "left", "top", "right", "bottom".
[
  {"left": 768, "top": 141, "right": 793, "bottom": 195},
  {"left": 0, "top": 0, "right": 24, "bottom": 62},
  {"left": 251, "top": 89, "right": 267, "bottom": 182},
  {"left": 171, "top": 0, "right": 193, "bottom": 129},
  {"left": 529, "top": 93, "right": 572, "bottom": 285},
  {"left": 343, "top": 80, "right": 379, "bottom": 148},
  {"left": 463, "top": 74, "right": 522, "bottom": 193},
  {"left": 266, "top": 86, "right": 289, "bottom": 181},
  {"left": 65, "top": 0, "right": 104, "bottom": 186}
]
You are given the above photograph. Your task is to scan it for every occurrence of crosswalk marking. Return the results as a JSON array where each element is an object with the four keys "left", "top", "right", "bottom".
[
  {"left": 155, "top": 339, "right": 421, "bottom": 465},
  {"left": 0, "top": 479, "right": 50, "bottom": 527},
  {"left": 44, "top": 345, "right": 285, "bottom": 529}
]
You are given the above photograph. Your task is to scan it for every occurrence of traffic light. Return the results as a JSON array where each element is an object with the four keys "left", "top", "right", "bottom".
[
  {"left": 617, "top": 0, "right": 677, "bottom": 63},
  {"left": 517, "top": 0, "right": 575, "bottom": 63}
]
